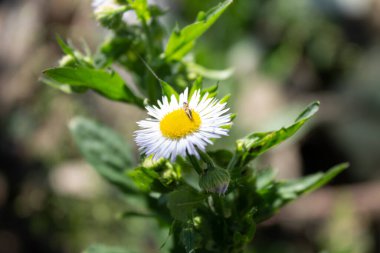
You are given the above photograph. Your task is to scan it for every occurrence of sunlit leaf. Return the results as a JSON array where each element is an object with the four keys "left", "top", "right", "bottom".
[
  {"left": 189, "top": 77, "right": 203, "bottom": 98},
  {"left": 255, "top": 168, "right": 276, "bottom": 191},
  {"left": 56, "top": 35, "right": 75, "bottom": 57},
  {"left": 253, "top": 163, "right": 348, "bottom": 222},
  {"left": 201, "top": 83, "right": 219, "bottom": 97},
  {"left": 278, "top": 162, "right": 349, "bottom": 198},
  {"left": 127, "top": 167, "right": 161, "bottom": 192},
  {"left": 160, "top": 80, "right": 179, "bottom": 100},
  {"left": 235, "top": 101, "right": 320, "bottom": 167},
  {"left": 186, "top": 62, "right": 234, "bottom": 80},
  {"left": 43, "top": 67, "right": 144, "bottom": 108},
  {"left": 164, "top": 0, "right": 233, "bottom": 61},
  {"left": 128, "top": 0, "right": 151, "bottom": 22}
]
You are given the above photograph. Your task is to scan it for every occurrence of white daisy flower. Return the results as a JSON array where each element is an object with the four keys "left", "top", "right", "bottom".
[
  {"left": 135, "top": 88, "right": 232, "bottom": 162},
  {"left": 92, "top": 0, "right": 121, "bottom": 14},
  {"left": 92, "top": 0, "right": 164, "bottom": 25}
]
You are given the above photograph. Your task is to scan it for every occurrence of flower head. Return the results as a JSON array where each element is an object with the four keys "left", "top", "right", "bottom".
[
  {"left": 135, "top": 88, "right": 232, "bottom": 162},
  {"left": 92, "top": 0, "right": 121, "bottom": 14}
]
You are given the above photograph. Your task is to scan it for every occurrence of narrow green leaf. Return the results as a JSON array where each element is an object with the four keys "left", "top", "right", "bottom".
[
  {"left": 164, "top": 0, "right": 233, "bottom": 61},
  {"left": 42, "top": 67, "right": 144, "bottom": 108},
  {"left": 219, "top": 93, "right": 231, "bottom": 104},
  {"left": 295, "top": 101, "right": 320, "bottom": 122},
  {"left": 69, "top": 117, "right": 138, "bottom": 194},
  {"left": 187, "top": 62, "right": 234, "bottom": 80},
  {"left": 55, "top": 36, "right": 93, "bottom": 68},
  {"left": 40, "top": 76, "right": 87, "bottom": 94},
  {"left": 166, "top": 186, "right": 205, "bottom": 222},
  {"left": 201, "top": 83, "right": 219, "bottom": 98},
  {"left": 255, "top": 168, "right": 276, "bottom": 191},
  {"left": 180, "top": 224, "right": 197, "bottom": 253},
  {"left": 56, "top": 35, "right": 75, "bottom": 57},
  {"left": 189, "top": 77, "right": 203, "bottom": 98},
  {"left": 278, "top": 162, "right": 349, "bottom": 197},
  {"left": 234, "top": 101, "right": 320, "bottom": 167},
  {"left": 160, "top": 80, "right": 179, "bottom": 100},
  {"left": 253, "top": 163, "right": 348, "bottom": 222}
]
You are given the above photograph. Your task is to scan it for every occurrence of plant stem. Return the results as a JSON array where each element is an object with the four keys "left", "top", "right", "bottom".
[
  {"left": 197, "top": 148, "right": 215, "bottom": 169},
  {"left": 187, "top": 153, "right": 203, "bottom": 175}
]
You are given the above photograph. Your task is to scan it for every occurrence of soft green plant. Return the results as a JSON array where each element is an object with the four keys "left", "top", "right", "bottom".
[{"left": 41, "top": 1, "right": 347, "bottom": 252}]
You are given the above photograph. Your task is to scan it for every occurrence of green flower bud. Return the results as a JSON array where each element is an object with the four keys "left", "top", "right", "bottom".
[{"left": 199, "top": 167, "right": 230, "bottom": 195}]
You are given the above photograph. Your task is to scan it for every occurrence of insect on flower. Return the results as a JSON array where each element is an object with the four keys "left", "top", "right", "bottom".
[
  {"left": 134, "top": 88, "right": 232, "bottom": 162},
  {"left": 183, "top": 102, "right": 193, "bottom": 120}
]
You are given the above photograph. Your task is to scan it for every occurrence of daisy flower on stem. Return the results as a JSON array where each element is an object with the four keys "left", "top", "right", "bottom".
[{"left": 134, "top": 88, "right": 232, "bottom": 163}]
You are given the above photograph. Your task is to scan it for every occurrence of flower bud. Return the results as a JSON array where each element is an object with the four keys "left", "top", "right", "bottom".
[{"left": 199, "top": 167, "right": 230, "bottom": 195}]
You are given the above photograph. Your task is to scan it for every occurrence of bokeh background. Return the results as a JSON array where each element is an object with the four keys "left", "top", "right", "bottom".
[{"left": 1, "top": 0, "right": 380, "bottom": 252}]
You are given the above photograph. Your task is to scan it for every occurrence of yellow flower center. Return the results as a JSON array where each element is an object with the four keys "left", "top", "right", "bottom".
[{"left": 160, "top": 109, "right": 201, "bottom": 139}]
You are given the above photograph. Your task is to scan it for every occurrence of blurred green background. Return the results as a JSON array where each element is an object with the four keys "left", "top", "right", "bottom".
[{"left": 1, "top": 0, "right": 380, "bottom": 252}]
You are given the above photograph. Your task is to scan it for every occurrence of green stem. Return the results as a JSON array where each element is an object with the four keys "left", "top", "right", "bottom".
[
  {"left": 187, "top": 153, "right": 203, "bottom": 175},
  {"left": 212, "top": 194, "right": 229, "bottom": 218},
  {"left": 196, "top": 148, "right": 215, "bottom": 169},
  {"left": 227, "top": 152, "right": 238, "bottom": 171}
]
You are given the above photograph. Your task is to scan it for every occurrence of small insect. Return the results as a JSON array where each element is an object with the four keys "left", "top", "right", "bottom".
[{"left": 183, "top": 102, "right": 193, "bottom": 120}]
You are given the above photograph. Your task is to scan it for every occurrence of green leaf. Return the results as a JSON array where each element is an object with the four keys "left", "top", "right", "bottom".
[
  {"left": 160, "top": 80, "right": 179, "bottom": 100},
  {"left": 128, "top": 0, "right": 151, "bottom": 22},
  {"left": 83, "top": 244, "right": 134, "bottom": 253},
  {"left": 56, "top": 35, "right": 75, "bottom": 57},
  {"left": 189, "top": 77, "right": 203, "bottom": 98},
  {"left": 40, "top": 76, "right": 87, "bottom": 94},
  {"left": 186, "top": 62, "right": 234, "bottom": 80},
  {"left": 96, "top": 36, "right": 134, "bottom": 68},
  {"left": 235, "top": 101, "right": 320, "bottom": 167},
  {"left": 128, "top": 157, "right": 180, "bottom": 193},
  {"left": 55, "top": 36, "right": 93, "bottom": 68},
  {"left": 127, "top": 167, "right": 161, "bottom": 192},
  {"left": 42, "top": 67, "right": 144, "bottom": 108},
  {"left": 69, "top": 117, "right": 138, "bottom": 194},
  {"left": 219, "top": 93, "right": 231, "bottom": 104},
  {"left": 253, "top": 163, "right": 348, "bottom": 222},
  {"left": 164, "top": 0, "right": 233, "bottom": 61},
  {"left": 255, "top": 168, "right": 276, "bottom": 191},
  {"left": 180, "top": 224, "right": 198, "bottom": 253},
  {"left": 232, "top": 208, "right": 257, "bottom": 246},
  {"left": 278, "top": 163, "right": 349, "bottom": 198},
  {"left": 201, "top": 83, "right": 219, "bottom": 97},
  {"left": 167, "top": 186, "right": 205, "bottom": 222},
  {"left": 208, "top": 149, "right": 233, "bottom": 168}
]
